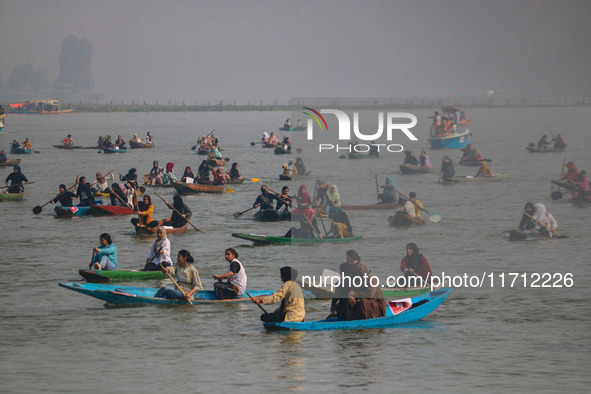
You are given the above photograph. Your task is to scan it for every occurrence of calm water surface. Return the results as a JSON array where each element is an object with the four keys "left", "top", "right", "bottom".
[{"left": 0, "top": 107, "right": 589, "bottom": 392}]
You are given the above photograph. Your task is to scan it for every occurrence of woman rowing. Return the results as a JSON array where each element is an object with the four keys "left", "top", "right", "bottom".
[
  {"left": 440, "top": 156, "right": 455, "bottom": 182},
  {"left": 115, "top": 135, "right": 126, "bottom": 149},
  {"left": 148, "top": 161, "right": 164, "bottom": 185},
  {"left": 73, "top": 176, "right": 96, "bottom": 206},
  {"left": 475, "top": 161, "right": 492, "bottom": 177},
  {"left": 108, "top": 183, "right": 130, "bottom": 207},
  {"left": 253, "top": 185, "right": 277, "bottom": 211},
  {"left": 144, "top": 227, "right": 173, "bottom": 271},
  {"left": 227, "top": 163, "right": 243, "bottom": 181},
  {"left": 252, "top": 267, "right": 305, "bottom": 323},
  {"left": 120, "top": 168, "right": 138, "bottom": 190},
  {"left": 131, "top": 195, "right": 155, "bottom": 228},
  {"left": 50, "top": 184, "right": 76, "bottom": 207},
  {"left": 294, "top": 157, "right": 310, "bottom": 176},
  {"left": 276, "top": 186, "right": 292, "bottom": 218},
  {"left": 377, "top": 176, "right": 398, "bottom": 203},
  {"left": 162, "top": 195, "right": 192, "bottom": 228},
  {"left": 212, "top": 248, "right": 247, "bottom": 299},
  {"left": 155, "top": 250, "right": 203, "bottom": 300},
  {"left": 400, "top": 243, "right": 433, "bottom": 287},
  {"left": 91, "top": 171, "right": 113, "bottom": 195},
  {"left": 327, "top": 207, "right": 354, "bottom": 239},
  {"left": 90, "top": 233, "right": 118, "bottom": 271}
]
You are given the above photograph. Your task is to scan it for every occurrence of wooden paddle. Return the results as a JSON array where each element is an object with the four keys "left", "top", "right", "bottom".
[
  {"left": 302, "top": 213, "right": 324, "bottom": 240},
  {"left": 398, "top": 191, "right": 441, "bottom": 223},
  {"left": 33, "top": 179, "right": 77, "bottom": 214},
  {"left": 523, "top": 211, "right": 566, "bottom": 238},
  {"left": 233, "top": 207, "right": 256, "bottom": 218},
  {"left": 162, "top": 267, "right": 193, "bottom": 305},
  {"left": 88, "top": 252, "right": 96, "bottom": 269},
  {"left": 250, "top": 141, "right": 263, "bottom": 146},
  {"left": 1, "top": 181, "right": 35, "bottom": 190},
  {"left": 246, "top": 292, "right": 268, "bottom": 313},
  {"left": 153, "top": 192, "right": 203, "bottom": 232},
  {"left": 146, "top": 246, "right": 163, "bottom": 267},
  {"left": 110, "top": 186, "right": 137, "bottom": 210}
]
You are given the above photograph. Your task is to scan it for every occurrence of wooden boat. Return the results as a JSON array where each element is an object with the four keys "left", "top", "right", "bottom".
[
  {"left": 89, "top": 204, "right": 136, "bottom": 216},
  {"left": 196, "top": 178, "right": 244, "bottom": 185},
  {"left": 507, "top": 229, "right": 555, "bottom": 241},
  {"left": 428, "top": 128, "right": 471, "bottom": 149},
  {"left": 399, "top": 164, "right": 432, "bottom": 174},
  {"left": 172, "top": 183, "right": 225, "bottom": 194},
  {"left": 11, "top": 147, "right": 33, "bottom": 154},
  {"left": 262, "top": 142, "right": 278, "bottom": 148},
  {"left": 253, "top": 209, "right": 289, "bottom": 222},
  {"left": 341, "top": 201, "right": 400, "bottom": 210},
  {"left": 129, "top": 140, "right": 154, "bottom": 149},
  {"left": 135, "top": 222, "right": 189, "bottom": 235},
  {"left": 196, "top": 148, "right": 210, "bottom": 155},
  {"left": 274, "top": 146, "right": 291, "bottom": 155},
  {"left": 551, "top": 180, "right": 575, "bottom": 190},
  {"left": 458, "top": 158, "right": 490, "bottom": 166},
  {"left": 0, "top": 158, "right": 22, "bottom": 167},
  {"left": 52, "top": 144, "right": 97, "bottom": 150},
  {"left": 279, "top": 174, "right": 291, "bottom": 181},
  {"left": 0, "top": 191, "right": 24, "bottom": 201},
  {"left": 59, "top": 282, "right": 275, "bottom": 305},
  {"left": 232, "top": 232, "right": 362, "bottom": 245},
  {"left": 263, "top": 287, "right": 452, "bottom": 331},
  {"left": 207, "top": 159, "right": 226, "bottom": 167},
  {"left": 101, "top": 147, "right": 127, "bottom": 154},
  {"left": 79, "top": 269, "right": 165, "bottom": 283},
  {"left": 447, "top": 173, "right": 510, "bottom": 182},
  {"left": 526, "top": 146, "right": 564, "bottom": 153},
  {"left": 54, "top": 204, "right": 96, "bottom": 217},
  {"left": 388, "top": 212, "right": 425, "bottom": 226}
]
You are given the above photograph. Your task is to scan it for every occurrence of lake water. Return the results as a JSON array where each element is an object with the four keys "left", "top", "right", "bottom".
[{"left": 0, "top": 106, "right": 589, "bottom": 392}]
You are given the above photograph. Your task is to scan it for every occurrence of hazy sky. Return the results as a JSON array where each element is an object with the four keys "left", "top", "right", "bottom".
[{"left": 1, "top": 0, "right": 590, "bottom": 102}]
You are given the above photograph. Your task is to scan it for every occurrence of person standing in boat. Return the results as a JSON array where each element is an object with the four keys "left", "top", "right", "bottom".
[
  {"left": 144, "top": 227, "right": 173, "bottom": 271},
  {"left": 162, "top": 195, "right": 192, "bottom": 228},
  {"left": 330, "top": 250, "right": 386, "bottom": 321},
  {"left": 475, "top": 161, "right": 492, "bottom": 177},
  {"left": 5, "top": 165, "right": 29, "bottom": 193},
  {"left": 73, "top": 176, "right": 96, "bottom": 206},
  {"left": 90, "top": 233, "right": 118, "bottom": 271},
  {"left": 253, "top": 185, "right": 277, "bottom": 211},
  {"left": 377, "top": 176, "right": 398, "bottom": 203},
  {"left": 253, "top": 266, "right": 305, "bottom": 323},
  {"left": 50, "top": 184, "right": 76, "bottom": 207},
  {"left": 313, "top": 178, "right": 330, "bottom": 208},
  {"left": 212, "top": 248, "right": 247, "bottom": 299},
  {"left": 440, "top": 156, "right": 456, "bottom": 182},
  {"left": 155, "top": 250, "right": 203, "bottom": 300},
  {"left": 400, "top": 243, "right": 433, "bottom": 287}
]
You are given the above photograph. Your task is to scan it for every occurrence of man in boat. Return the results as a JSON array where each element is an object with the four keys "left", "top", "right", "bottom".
[
  {"left": 5, "top": 166, "right": 29, "bottom": 193},
  {"left": 440, "top": 156, "right": 455, "bottom": 182},
  {"left": 73, "top": 176, "right": 96, "bottom": 206},
  {"left": 402, "top": 150, "right": 418, "bottom": 166},
  {"left": 537, "top": 135, "right": 550, "bottom": 148},
  {"left": 330, "top": 250, "right": 386, "bottom": 321},
  {"left": 50, "top": 184, "right": 76, "bottom": 207},
  {"left": 253, "top": 185, "right": 277, "bottom": 210},
  {"left": 162, "top": 195, "right": 192, "bottom": 228},
  {"left": 252, "top": 266, "right": 305, "bottom": 323},
  {"left": 212, "top": 248, "right": 247, "bottom": 299},
  {"left": 475, "top": 161, "right": 492, "bottom": 177},
  {"left": 62, "top": 134, "right": 74, "bottom": 147},
  {"left": 552, "top": 133, "right": 566, "bottom": 149}
]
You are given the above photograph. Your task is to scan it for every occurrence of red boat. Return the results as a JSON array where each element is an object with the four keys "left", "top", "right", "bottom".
[{"left": 89, "top": 205, "right": 136, "bottom": 216}]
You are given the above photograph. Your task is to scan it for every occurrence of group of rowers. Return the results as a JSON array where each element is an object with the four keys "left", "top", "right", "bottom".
[
  {"left": 559, "top": 161, "right": 590, "bottom": 202},
  {"left": 280, "top": 157, "right": 311, "bottom": 178},
  {"left": 9, "top": 138, "right": 34, "bottom": 153},
  {"left": 146, "top": 160, "right": 243, "bottom": 186},
  {"left": 261, "top": 132, "right": 291, "bottom": 151},
  {"left": 195, "top": 133, "right": 220, "bottom": 153},
  {"left": 89, "top": 231, "right": 434, "bottom": 323},
  {"left": 59, "top": 131, "right": 153, "bottom": 148},
  {"left": 402, "top": 150, "right": 431, "bottom": 168}
]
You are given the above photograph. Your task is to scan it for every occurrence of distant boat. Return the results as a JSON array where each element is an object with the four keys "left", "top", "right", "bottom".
[
  {"left": 7, "top": 99, "right": 74, "bottom": 115},
  {"left": 428, "top": 127, "right": 471, "bottom": 149}
]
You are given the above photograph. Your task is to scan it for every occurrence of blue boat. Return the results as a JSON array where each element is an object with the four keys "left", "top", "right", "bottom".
[
  {"left": 54, "top": 201, "right": 103, "bottom": 217},
  {"left": 253, "top": 209, "right": 289, "bottom": 222},
  {"left": 59, "top": 282, "right": 278, "bottom": 305},
  {"left": 263, "top": 287, "right": 452, "bottom": 331},
  {"left": 102, "top": 147, "right": 127, "bottom": 153},
  {"left": 428, "top": 128, "right": 471, "bottom": 149}
]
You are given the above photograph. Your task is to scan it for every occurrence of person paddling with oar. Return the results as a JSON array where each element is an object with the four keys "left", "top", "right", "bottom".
[
  {"left": 157, "top": 193, "right": 199, "bottom": 230},
  {"left": 155, "top": 249, "right": 203, "bottom": 303},
  {"left": 50, "top": 184, "right": 76, "bottom": 207},
  {"left": 144, "top": 227, "right": 172, "bottom": 271},
  {"left": 251, "top": 266, "right": 305, "bottom": 323}
]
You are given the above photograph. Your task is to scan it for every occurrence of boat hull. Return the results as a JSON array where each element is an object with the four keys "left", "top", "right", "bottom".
[
  {"left": 253, "top": 209, "right": 289, "bottom": 222},
  {"left": 447, "top": 173, "right": 510, "bottom": 182},
  {"left": 89, "top": 205, "right": 136, "bottom": 216},
  {"left": 0, "top": 159, "right": 22, "bottom": 167},
  {"left": 135, "top": 221, "right": 189, "bottom": 235},
  {"left": 79, "top": 269, "right": 166, "bottom": 283},
  {"left": 274, "top": 147, "right": 291, "bottom": 155},
  {"left": 399, "top": 164, "right": 432, "bottom": 174},
  {"left": 264, "top": 288, "right": 452, "bottom": 331},
  {"left": 54, "top": 204, "right": 97, "bottom": 217},
  {"left": 0, "top": 192, "right": 24, "bottom": 201},
  {"left": 129, "top": 140, "right": 154, "bottom": 149},
  {"left": 507, "top": 229, "right": 552, "bottom": 241},
  {"left": 59, "top": 282, "right": 275, "bottom": 305},
  {"left": 340, "top": 202, "right": 400, "bottom": 210},
  {"left": 232, "top": 232, "right": 362, "bottom": 245},
  {"left": 172, "top": 183, "right": 225, "bottom": 194},
  {"left": 388, "top": 212, "right": 425, "bottom": 226},
  {"left": 11, "top": 147, "right": 33, "bottom": 154},
  {"left": 428, "top": 129, "right": 471, "bottom": 149},
  {"left": 526, "top": 146, "right": 564, "bottom": 153},
  {"left": 102, "top": 147, "right": 127, "bottom": 153}
]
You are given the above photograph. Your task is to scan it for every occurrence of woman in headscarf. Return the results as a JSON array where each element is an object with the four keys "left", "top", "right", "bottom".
[
  {"left": 324, "top": 184, "right": 341, "bottom": 214},
  {"left": 109, "top": 183, "right": 129, "bottom": 207},
  {"left": 261, "top": 132, "right": 269, "bottom": 144},
  {"left": 253, "top": 185, "right": 277, "bottom": 210},
  {"left": 419, "top": 150, "right": 432, "bottom": 168},
  {"left": 561, "top": 162, "right": 579, "bottom": 182},
  {"left": 131, "top": 195, "right": 155, "bottom": 228},
  {"left": 294, "top": 157, "right": 309, "bottom": 176},
  {"left": 377, "top": 176, "right": 397, "bottom": 203},
  {"left": 252, "top": 266, "right": 305, "bottom": 323},
  {"left": 149, "top": 161, "right": 163, "bottom": 185},
  {"left": 314, "top": 178, "right": 330, "bottom": 207},
  {"left": 440, "top": 156, "right": 455, "bottom": 182},
  {"left": 291, "top": 185, "right": 312, "bottom": 216},
  {"left": 130, "top": 133, "right": 141, "bottom": 142},
  {"left": 328, "top": 207, "right": 353, "bottom": 238},
  {"left": 163, "top": 195, "right": 192, "bottom": 228},
  {"left": 155, "top": 250, "right": 203, "bottom": 300},
  {"left": 532, "top": 203, "right": 558, "bottom": 237},
  {"left": 115, "top": 135, "right": 126, "bottom": 149},
  {"left": 196, "top": 160, "right": 210, "bottom": 182},
  {"left": 475, "top": 161, "right": 492, "bottom": 177},
  {"left": 519, "top": 202, "right": 537, "bottom": 231},
  {"left": 91, "top": 171, "right": 111, "bottom": 194},
  {"left": 400, "top": 243, "right": 433, "bottom": 286},
  {"left": 4, "top": 165, "right": 29, "bottom": 193},
  {"left": 90, "top": 233, "right": 118, "bottom": 271},
  {"left": 228, "top": 163, "right": 242, "bottom": 180},
  {"left": 181, "top": 166, "right": 195, "bottom": 183},
  {"left": 212, "top": 167, "right": 226, "bottom": 185},
  {"left": 403, "top": 150, "right": 418, "bottom": 166},
  {"left": 120, "top": 168, "right": 138, "bottom": 189},
  {"left": 74, "top": 176, "right": 96, "bottom": 206},
  {"left": 144, "top": 227, "right": 173, "bottom": 271},
  {"left": 331, "top": 250, "right": 386, "bottom": 321}
]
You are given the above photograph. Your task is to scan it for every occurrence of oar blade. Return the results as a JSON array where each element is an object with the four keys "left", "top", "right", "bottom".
[
  {"left": 225, "top": 187, "right": 234, "bottom": 193},
  {"left": 233, "top": 212, "right": 243, "bottom": 218},
  {"left": 429, "top": 213, "right": 442, "bottom": 223},
  {"left": 33, "top": 206, "right": 42, "bottom": 214},
  {"left": 250, "top": 142, "right": 256, "bottom": 146},
  {"left": 250, "top": 178, "right": 260, "bottom": 183},
  {"left": 551, "top": 191, "right": 563, "bottom": 200}
]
